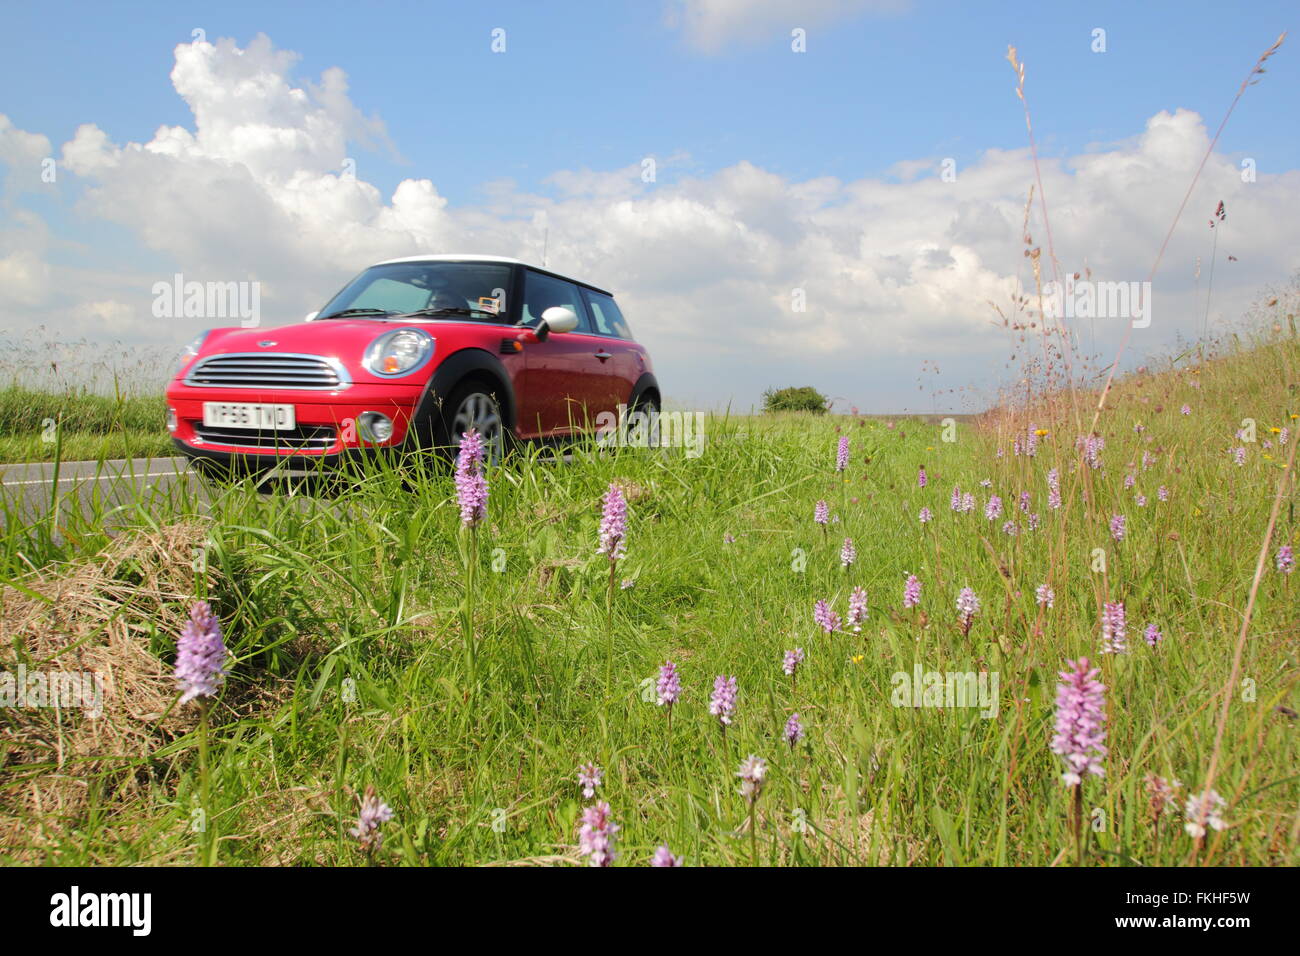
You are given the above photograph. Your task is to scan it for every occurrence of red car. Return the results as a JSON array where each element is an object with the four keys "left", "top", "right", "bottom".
[{"left": 166, "top": 255, "right": 659, "bottom": 471}]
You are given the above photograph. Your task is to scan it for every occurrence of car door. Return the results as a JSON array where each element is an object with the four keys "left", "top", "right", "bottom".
[
  {"left": 580, "top": 288, "right": 643, "bottom": 413},
  {"left": 516, "top": 269, "right": 612, "bottom": 435}
]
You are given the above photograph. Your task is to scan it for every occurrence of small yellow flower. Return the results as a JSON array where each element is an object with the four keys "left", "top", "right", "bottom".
[
  {"left": 1291, "top": 413, "right": 1298, "bottom": 420},
  {"left": 850, "top": 654, "right": 865, "bottom": 665},
  {"left": 1034, "top": 428, "right": 1049, "bottom": 436},
  {"left": 1264, "top": 453, "right": 1275, "bottom": 460},
  {"left": 1270, "top": 427, "right": 1281, "bottom": 434}
]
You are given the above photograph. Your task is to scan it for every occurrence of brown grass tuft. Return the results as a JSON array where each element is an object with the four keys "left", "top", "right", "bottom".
[{"left": 0, "top": 522, "right": 215, "bottom": 859}]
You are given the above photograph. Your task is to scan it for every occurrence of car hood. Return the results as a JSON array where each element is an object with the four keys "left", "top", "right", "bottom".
[{"left": 201, "top": 320, "right": 409, "bottom": 362}]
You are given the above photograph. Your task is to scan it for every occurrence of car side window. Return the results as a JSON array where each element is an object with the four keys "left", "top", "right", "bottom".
[
  {"left": 520, "top": 271, "right": 591, "bottom": 332},
  {"left": 583, "top": 290, "right": 634, "bottom": 340}
]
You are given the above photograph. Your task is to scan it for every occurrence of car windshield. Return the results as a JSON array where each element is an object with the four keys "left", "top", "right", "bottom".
[{"left": 318, "top": 262, "right": 512, "bottom": 321}]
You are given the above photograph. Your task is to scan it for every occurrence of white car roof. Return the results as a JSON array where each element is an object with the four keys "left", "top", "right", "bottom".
[{"left": 371, "top": 254, "right": 609, "bottom": 293}]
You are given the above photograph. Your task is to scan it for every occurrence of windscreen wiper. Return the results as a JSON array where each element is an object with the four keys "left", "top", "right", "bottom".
[
  {"left": 397, "top": 307, "right": 498, "bottom": 318},
  {"left": 317, "top": 307, "right": 396, "bottom": 319}
]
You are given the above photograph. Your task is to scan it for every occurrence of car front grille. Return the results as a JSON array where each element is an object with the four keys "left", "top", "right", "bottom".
[
  {"left": 191, "top": 423, "right": 337, "bottom": 452},
  {"left": 185, "top": 353, "right": 349, "bottom": 390}
]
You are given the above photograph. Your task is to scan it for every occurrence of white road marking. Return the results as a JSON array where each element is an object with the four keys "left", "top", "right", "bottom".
[{"left": 1, "top": 470, "right": 187, "bottom": 487}]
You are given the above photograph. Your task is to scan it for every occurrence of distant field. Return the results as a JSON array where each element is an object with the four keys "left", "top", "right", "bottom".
[
  {"left": 0, "top": 386, "right": 170, "bottom": 463},
  {"left": 1, "top": 328, "right": 1297, "bottom": 866}
]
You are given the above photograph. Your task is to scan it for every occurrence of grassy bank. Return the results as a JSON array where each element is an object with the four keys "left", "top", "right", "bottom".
[{"left": 1, "top": 331, "right": 1297, "bottom": 866}]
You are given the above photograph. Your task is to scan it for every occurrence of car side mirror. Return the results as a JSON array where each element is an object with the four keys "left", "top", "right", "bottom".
[
  {"left": 540, "top": 306, "right": 579, "bottom": 334},
  {"left": 304, "top": 311, "right": 319, "bottom": 322}
]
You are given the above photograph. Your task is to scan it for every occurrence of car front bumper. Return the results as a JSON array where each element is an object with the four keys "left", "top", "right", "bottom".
[{"left": 165, "top": 382, "right": 424, "bottom": 467}]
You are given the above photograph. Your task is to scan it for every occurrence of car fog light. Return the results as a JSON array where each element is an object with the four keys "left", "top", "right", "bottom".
[
  {"left": 358, "top": 412, "right": 394, "bottom": 444},
  {"left": 166, "top": 407, "right": 178, "bottom": 431}
]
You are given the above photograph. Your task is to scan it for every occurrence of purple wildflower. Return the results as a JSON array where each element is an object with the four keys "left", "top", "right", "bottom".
[
  {"left": 577, "top": 762, "right": 603, "bottom": 800},
  {"left": 577, "top": 801, "right": 619, "bottom": 866},
  {"left": 1050, "top": 657, "right": 1108, "bottom": 786},
  {"left": 651, "top": 845, "right": 682, "bottom": 867},
  {"left": 1101, "top": 601, "right": 1128, "bottom": 654},
  {"left": 782, "top": 647, "right": 804, "bottom": 678},
  {"left": 903, "top": 574, "right": 921, "bottom": 609},
  {"left": 917, "top": 466, "right": 927, "bottom": 488},
  {"left": 350, "top": 785, "right": 394, "bottom": 852},
  {"left": 1047, "top": 468, "right": 1062, "bottom": 510},
  {"left": 814, "top": 598, "right": 841, "bottom": 633},
  {"left": 1145, "top": 774, "right": 1182, "bottom": 820},
  {"left": 957, "top": 587, "right": 979, "bottom": 635},
  {"left": 1110, "top": 514, "right": 1126, "bottom": 542},
  {"left": 919, "top": 506, "right": 933, "bottom": 523},
  {"left": 656, "top": 660, "right": 681, "bottom": 707},
  {"left": 840, "top": 537, "right": 856, "bottom": 568},
  {"left": 961, "top": 492, "right": 976, "bottom": 513},
  {"left": 1276, "top": 544, "right": 1294, "bottom": 574},
  {"left": 836, "top": 436, "right": 850, "bottom": 472},
  {"left": 1036, "top": 584, "right": 1054, "bottom": 609},
  {"left": 847, "top": 587, "right": 868, "bottom": 631},
  {"left": 784, "top": 713, "right": 805, "bottom": 749},
  {"left": 1019, "top": 491, "right": 1031, "bottom": 512},
  {"left": 814, "top": 500, "right": 830, "bottom": 526},
  {"left": 736, "top": 755, "right": 767, "bottom": 803},
  {"left": 596, "top": 483, "right": 628, "bottom": 560},
  {"left": 950, "top": 485, "right": 962, "bottom": 511},
  {"left": 454, "top": 429, "right": 489, "bottom": 527},
  {"left": 709, "top": 675, "right": 737, "bottom": 727},
  {"left": 175, "top": 600, "right": 228, "bottom": 705},
  {"left": 1180, "top": 404, "right": 1191, "bottom": 415},
  {"left": 1157, "top": 485, "right": 1170, "bottom": 502},
  {"left": 985, "top": 495, "right": 1003, "bottom": 521},
  {"left": 1082, "top": 435, "right": 1105, "bottom": 469},
  {"left": 1184, "top": 789, "right": 1228, "bottom": 839},
  {"left": 1143, "top": 623, "right": 1163, "bottom": 648}
]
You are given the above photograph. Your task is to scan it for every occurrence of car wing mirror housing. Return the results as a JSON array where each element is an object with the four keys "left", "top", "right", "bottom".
[{"left": 540, "top": 306, "right": 579, "bottom": 334}]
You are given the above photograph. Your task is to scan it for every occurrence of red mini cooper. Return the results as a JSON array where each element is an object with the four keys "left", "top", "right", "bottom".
[{"left": 166, "top": 255, "right": 659, "bottom": 471}]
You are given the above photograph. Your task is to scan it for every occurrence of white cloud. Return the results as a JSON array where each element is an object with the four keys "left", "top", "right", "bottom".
[{"left": 1, "top": 36, "right": 1297, "bottom": 410}]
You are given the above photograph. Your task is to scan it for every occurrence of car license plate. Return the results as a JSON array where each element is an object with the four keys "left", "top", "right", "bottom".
[{"left": 202, "top": 402, "right": 296, "bottom": 430}]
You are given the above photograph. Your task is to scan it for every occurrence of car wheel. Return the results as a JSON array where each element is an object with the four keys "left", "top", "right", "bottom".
[
  {"left": 626, "top": 392, "right": 660, "bottom": 447},
  {"left": 438, "top": 382, "right": 507, "bottom": 465}
]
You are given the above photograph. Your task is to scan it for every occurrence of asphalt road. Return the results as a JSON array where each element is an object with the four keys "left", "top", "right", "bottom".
[{"left": 0, "top": 457, "right": 206, "bottom": 528}]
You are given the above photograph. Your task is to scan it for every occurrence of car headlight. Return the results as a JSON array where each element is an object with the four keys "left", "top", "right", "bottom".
[
  {"left": 363, "top": 328, "right": 435, "bottom": 377},
  {"left": 176, "top": 330, "right": 210, "bottom": 377}
]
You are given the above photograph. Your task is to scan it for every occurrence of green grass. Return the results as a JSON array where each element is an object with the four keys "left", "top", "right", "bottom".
[
  {"left": 0, "top": 386, "right": 169, "bottom": 463},
  {"left": 1, "top": 332, "right": 1297, "bottom": 866}
]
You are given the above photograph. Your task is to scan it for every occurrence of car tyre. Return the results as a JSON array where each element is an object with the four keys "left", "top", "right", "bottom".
[{"left": 434, "top": 380, "right": 508, "bottom": 465}]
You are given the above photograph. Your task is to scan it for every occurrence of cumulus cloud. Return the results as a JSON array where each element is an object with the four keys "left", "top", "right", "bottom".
[{"left": 1, "top": 34, "right": 1298, "bottom": 410}]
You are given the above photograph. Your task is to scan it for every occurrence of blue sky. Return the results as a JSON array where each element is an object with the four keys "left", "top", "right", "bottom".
[
  {"left": 6, "top": 1, "right": 1295, "bottom": 200},
  {"left": 1, "top": 1, "right": 1296, "bottom": 409}
]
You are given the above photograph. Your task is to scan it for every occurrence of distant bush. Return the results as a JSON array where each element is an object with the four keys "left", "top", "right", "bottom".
[{"left": 761, "top": 386, "right": 828, "bottom": 414}]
